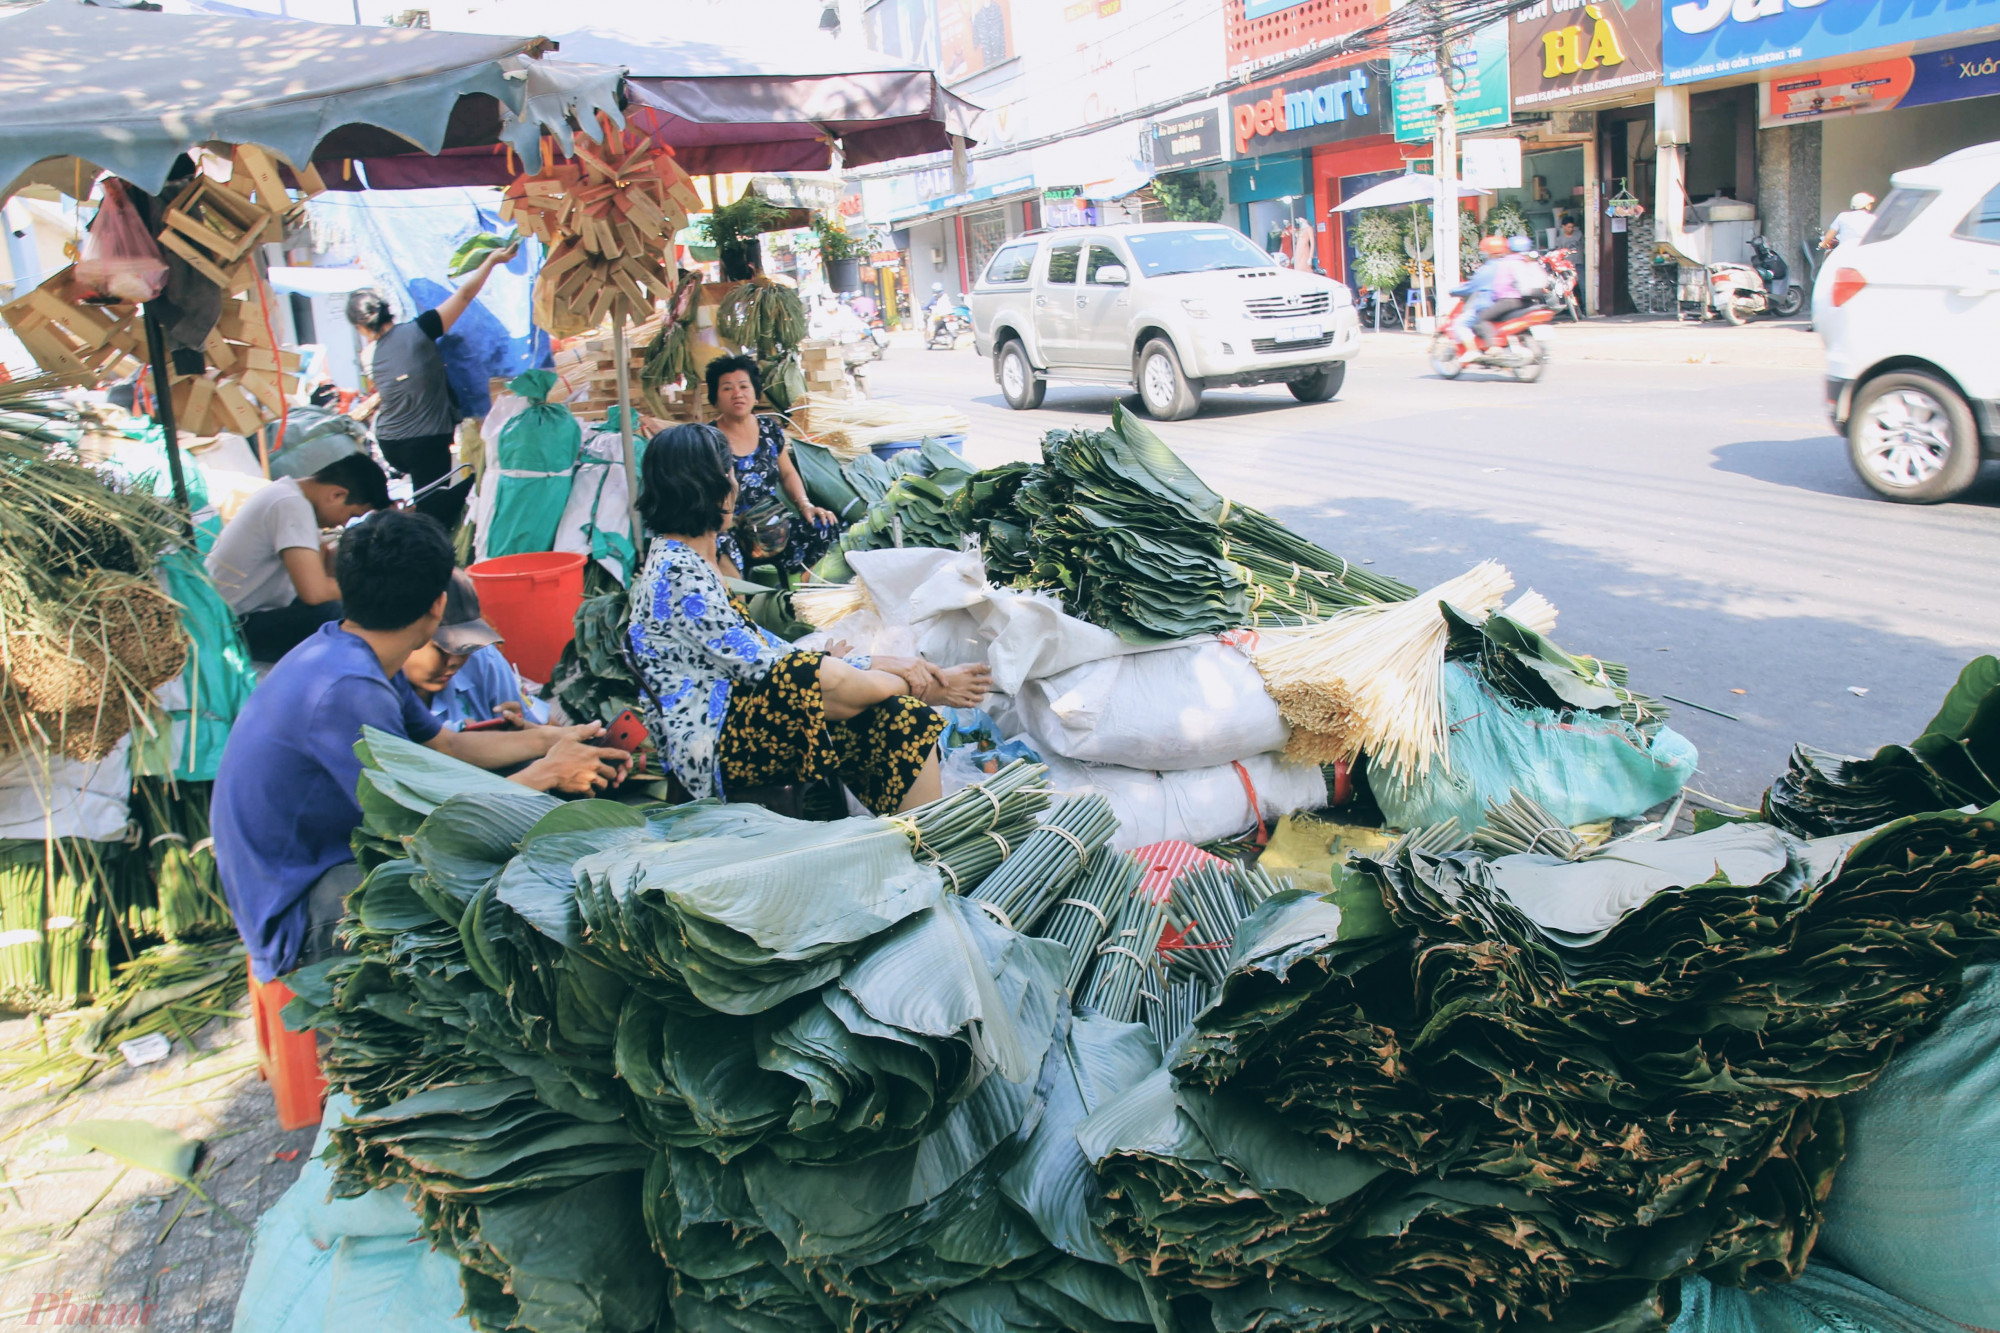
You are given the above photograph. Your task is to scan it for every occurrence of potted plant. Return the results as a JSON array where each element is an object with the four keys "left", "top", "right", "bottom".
[
  {"left": 813, "top": 214, "right": 867, "bottom": 293},
  {"left": 700, "top": 189, "right": 788, "bottom": 280}
]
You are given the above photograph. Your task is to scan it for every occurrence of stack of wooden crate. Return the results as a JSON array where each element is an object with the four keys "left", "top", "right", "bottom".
[
  {"left": 799, "top": 338, "right": 855, "bottom": 403},
  {"left": 1, "top": 145, "right": 313, "bottom": 438}
]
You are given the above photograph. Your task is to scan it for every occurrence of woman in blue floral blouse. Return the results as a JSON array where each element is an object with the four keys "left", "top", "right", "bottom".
[
  {"left": 627, "top": 425, "right": 990, "bottom": 813},
  {"left": 708, "top": 355, "right": 837, "bottom": 575}
]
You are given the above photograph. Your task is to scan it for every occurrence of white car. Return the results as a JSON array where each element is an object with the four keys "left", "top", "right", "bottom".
[
  {"left": 968, "top": 222, "right": 1361, "bottom": 421},
  {"left": 1816, "top": 140, "right": 2000, "bottom": 503}
]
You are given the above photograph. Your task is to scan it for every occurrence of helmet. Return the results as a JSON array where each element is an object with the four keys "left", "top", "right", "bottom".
[
  {"left": 1850, "top": 192, "right": 1875, "bottom": 211},
  {"left": 1478, "top": 235, "right": 1508, "bottom": 257},
  {"left": 1508, "top": 235, "right": 1534, "bottom": 253},
  {"left": 931, "top": 281, "right": 945, "bottom": 292}
]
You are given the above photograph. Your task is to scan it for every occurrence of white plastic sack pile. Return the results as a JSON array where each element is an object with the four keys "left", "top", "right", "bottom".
[
  {"left": 0, "top": 738, "right": 132, "bottom": 842},
  {"left": 831, "top": 547, "right": 1152, "bottom": 691},
  {"left": 552, "top": 424, "right": 634, "bottom": 584},
  {"left": 1043, "top": 753, "right": 1327, "bottom": 854},
  {"left": 1013, "top": 640, "right": 1286, "bottom": 771}
]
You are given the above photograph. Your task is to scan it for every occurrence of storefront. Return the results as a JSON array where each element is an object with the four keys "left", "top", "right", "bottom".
[
  {"left": 1504, "top": 0, "right": 1665, "bottom": 313},
  {"left": 866, "top": 151, "right": 1039, "bottom": 296},
  {"left": 1227, "top": 56, "right": 1397, "bottom": 281},
  {"left": 1663, "top": 0, "right": 2000, "bottom": 297}
]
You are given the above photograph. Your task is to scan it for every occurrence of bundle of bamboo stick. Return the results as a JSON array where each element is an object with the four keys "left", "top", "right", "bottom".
[
  {"left": 1251, "top": 561, "right": 1515, "bottom": 775},
  {"left": 504, "top": 117, "right": 702, "bottom": 337}
]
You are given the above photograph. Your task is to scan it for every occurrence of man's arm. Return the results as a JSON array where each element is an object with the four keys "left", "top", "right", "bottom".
[
  {"left": 435, "top": 241, "right": 520, "bottom": 335},
  {"left": 426, "top": 720, "right": 630, "bottom": 794},
  {"left": 281, "top": 546, "right": 341, "bottom": 605}
]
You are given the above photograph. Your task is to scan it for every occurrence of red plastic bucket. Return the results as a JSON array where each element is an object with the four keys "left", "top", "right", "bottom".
[{"left": 465, "top": 551, "right": 587, "bottom": 684}]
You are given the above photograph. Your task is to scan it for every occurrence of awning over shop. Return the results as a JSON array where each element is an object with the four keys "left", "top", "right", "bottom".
[{"left": 0, "top": 1, "right": 614, "bottom": 199}]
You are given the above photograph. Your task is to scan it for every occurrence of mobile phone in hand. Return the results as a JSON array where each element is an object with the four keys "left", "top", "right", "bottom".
[
  {"left": 604, "top": 709, "right": 648, "bottom": 753},
  {"left": 460, "top": 716, "right": 513, "bottom": 732}
]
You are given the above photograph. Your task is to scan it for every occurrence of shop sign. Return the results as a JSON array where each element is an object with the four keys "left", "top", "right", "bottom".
[
  {"left": 1227, "top": 59, "right": 1390, "bottom": 156},
  {"left": 1461, "top": 137, "right": 1523, "bottom": 188},
  {"left": 1508, "top": 0, "right": 1663, "bottom": 109},
  {"left": 1665, "top": 0, "right": 2000, "bottom": 85},
  {"left": 1151, "top": 108, "right": 1225, "bottom": 169},
  {"left": 1759, "top": 37, "right": 2000, "bottom": 123},
  {"left": 1393, "top": 21, "right": 1511, "bottom": 143}
]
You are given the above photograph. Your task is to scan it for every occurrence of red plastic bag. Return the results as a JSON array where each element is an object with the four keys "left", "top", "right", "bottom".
[{"left": 74, "top": 179, "right": 168, "bottom": 306}]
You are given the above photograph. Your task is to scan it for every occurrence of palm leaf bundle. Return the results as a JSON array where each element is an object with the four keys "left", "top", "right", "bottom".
[
  {"left": 0, "top": 377, "right": 189, "bottom": 762},
  {"left": 1764, "top": 654, "right": 2000, "bottom": 836},
  {"left": 1250, "top": 561, "right": 1515, "bottom": 773},
  {"left": 1083, "top": 804, "right": 2000, "bottom": 1333}
]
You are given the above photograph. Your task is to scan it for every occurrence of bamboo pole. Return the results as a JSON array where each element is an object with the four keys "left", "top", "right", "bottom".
[
  {"left": 140, "top": 305, "right": 194, "bottom": 535},
  {"left": 613, "top": 320, "right": 643, "bottom": 548}
]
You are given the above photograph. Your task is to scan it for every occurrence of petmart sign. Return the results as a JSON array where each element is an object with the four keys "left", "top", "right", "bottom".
[
  {"left": 1228, "top": 62, "right": 1390, "bottom": 156},
  {"left": 1664, "top": 0, "right": 2000, "bottom": 84}
]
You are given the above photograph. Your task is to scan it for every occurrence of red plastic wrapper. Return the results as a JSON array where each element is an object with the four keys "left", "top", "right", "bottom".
[{"left": 74, "top": 179, "right": 168, "bottom": 305}]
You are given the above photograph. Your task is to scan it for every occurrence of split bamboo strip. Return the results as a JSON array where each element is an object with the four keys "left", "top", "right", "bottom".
[
  {"left": 967, "top": 795, "right": 1118, "bottom": 934},
  {"left": 1037, "top": 848, "right": 1140, "bottom": 995},
  {"left": 1251, "top": 561, "right": 1515, "bottom": 777},
  {"left": 791, "top": 581, "right": 874, "bottom": 630}
]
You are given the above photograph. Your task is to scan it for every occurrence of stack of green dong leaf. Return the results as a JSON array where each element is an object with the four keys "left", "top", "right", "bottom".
[
  {"left": 1764, "top": 654, "right": 1999, "bottom": 836},
  {"left": 1084, "top": 805, "right": 2000, "bottom": 1333},
  {"left": 808, "top": 403, "right": 1412, "bottom": 640},
  {"left": 295, "top": 732, "right": 1201, "bottom": 1333}
]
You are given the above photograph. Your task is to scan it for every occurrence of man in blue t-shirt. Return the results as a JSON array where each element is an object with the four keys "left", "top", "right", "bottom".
[{"left": 211, "top": 509, "right": 629, "bottom": 983}]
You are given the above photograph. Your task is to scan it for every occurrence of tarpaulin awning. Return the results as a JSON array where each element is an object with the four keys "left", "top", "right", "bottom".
[
  {"left": 0, "top": 0, "right": 619, "bottom": 199},
  {"left": 420, "top": 18, "right": 979, "bottom": 177}
]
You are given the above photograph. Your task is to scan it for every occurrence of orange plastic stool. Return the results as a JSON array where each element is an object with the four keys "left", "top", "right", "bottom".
[{"left": 249, "top": 962, "right": 327, "bottom": 1132}]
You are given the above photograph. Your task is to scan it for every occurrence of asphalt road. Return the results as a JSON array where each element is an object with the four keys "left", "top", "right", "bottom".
[{"left": 852, "top": 322, "right": 2000, "bottom": 806}]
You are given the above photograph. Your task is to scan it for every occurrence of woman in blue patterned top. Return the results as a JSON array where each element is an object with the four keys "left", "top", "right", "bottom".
[
  {"left": 707, "top": 355, "right": 837, "bottom": 574},
  {"left": 627, "top": 425, "right": 990, "bottom": 813}
]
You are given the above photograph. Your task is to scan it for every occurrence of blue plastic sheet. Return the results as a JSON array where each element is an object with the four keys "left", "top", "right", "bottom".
[
  {"left": 1669, "top": 1268, "right": 1971, "bottom": 1333},
  {"left": 233, "top": 1096, "right": 474, "bottom": 1333},
  {"left": 309, "top": 188, "right": 548, "bottom": 421},
  {"left": 1368, "top": 662, "right": 1697, "bottom": 833}
]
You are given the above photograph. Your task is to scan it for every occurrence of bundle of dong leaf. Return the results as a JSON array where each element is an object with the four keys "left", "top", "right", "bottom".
[
  {"left": 811, "top": 404, "right": 1410, "bottom": 641},
  {"left": 1081, "top": 802, "right": 2000, "bottom": 1333},
  {"left": 295, "top": 734, "right": 1195, "bottom": 1333},
  {"left": 447, "top": 231, "right": 520, "bottom": 278},
  {"left": 1765, "top": 654, "right": 2000, "bottom": 836},
  {"left": 811, "top": 440, "right": 979, "bottom": 582},
  {"left": 545, "top": 592, "right": 640, "bottom": 729}
]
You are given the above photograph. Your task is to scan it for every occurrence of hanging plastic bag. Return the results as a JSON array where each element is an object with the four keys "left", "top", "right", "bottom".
[
  {"left": 74, "top": 180, "right": 169, "bottom": 306},
  {"left": 485, "top": 370, "right": 581, "bottom": 557}
]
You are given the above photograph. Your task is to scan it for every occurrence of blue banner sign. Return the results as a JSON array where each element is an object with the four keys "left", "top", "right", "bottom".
[{"left": 1664, "top": 0, "right": 2000, "bottom": 85}]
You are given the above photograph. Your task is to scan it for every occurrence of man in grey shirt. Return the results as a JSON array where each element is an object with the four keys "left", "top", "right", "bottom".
[
  {"left": 205, "top": 453, "right": 390, "bottom": 662},
  {"left": 345, "top": 241, "right": 518, "bottom": 528}
]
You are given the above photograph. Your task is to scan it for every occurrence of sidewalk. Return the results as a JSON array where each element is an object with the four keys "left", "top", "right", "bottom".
[
  {"left": 1357, "top": 312, "right": 1827, "bottom": 371},
  {"left": 0, "top": 1013, "right": 311, "bottom": 1330}
]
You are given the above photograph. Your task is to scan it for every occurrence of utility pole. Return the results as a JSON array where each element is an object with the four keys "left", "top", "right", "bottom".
[{"left": 1431, "top": 31, "right": 1461, "bottom": 325}]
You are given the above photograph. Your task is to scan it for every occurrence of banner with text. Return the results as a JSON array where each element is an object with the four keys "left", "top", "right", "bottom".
[
  {"left": 1759, "top": 37, "right": 2000, "bottom": 124},
  {"left": 1664, "top": 0, "right": 2000, "bottom": 85},
  {"left": 1508, "top": 0, "right": 1663, "bottom": 110},
  {"left": 1393, "top": 21, "right": 1511, "bottom": 143}
]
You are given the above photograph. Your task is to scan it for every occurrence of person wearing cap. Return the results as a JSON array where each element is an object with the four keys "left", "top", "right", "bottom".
[
  {"left": 205, "top": 452, "right": 393, "bottom": 663},
  {"left": 1822, "top": 193, "right": 1877, "bottom": 251},
  {"left": 211, "top": 510, "right": 630, "bottom": 985},
  {"left": 401, "top": 570, "right": 550, "bottom": 728}
]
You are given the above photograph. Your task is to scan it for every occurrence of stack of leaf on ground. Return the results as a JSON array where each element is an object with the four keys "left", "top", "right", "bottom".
[
  {"left": 1764, "top": 654, "right": 2000, "bottom": 836},
  {"left": 293, "top": 732, "right": 1182, "bottom": 1333},
  {"left": 1086, "top": 803, "right": 2000, "bottom": 1333}
]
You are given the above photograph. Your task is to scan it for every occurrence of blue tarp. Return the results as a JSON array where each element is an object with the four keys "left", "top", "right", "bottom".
[{"left": 310, "top": 188, "right": 550, "bottom": 422}]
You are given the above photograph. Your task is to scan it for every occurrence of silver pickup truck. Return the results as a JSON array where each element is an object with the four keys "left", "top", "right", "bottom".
[{"left": 969, "top": 222, "right": 1361, "bottom": 421}]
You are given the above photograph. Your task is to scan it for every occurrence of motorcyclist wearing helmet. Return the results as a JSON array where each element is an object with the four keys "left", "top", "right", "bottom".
[
  {"left": 1448, "top": 235, "right": 1513, "bottom": 365},
  {"left": 1470, "top": 236, "right": 1548, "bottom": 352},
  {"left": 925, "top": 281, "right": 954, "bottom": 342}
]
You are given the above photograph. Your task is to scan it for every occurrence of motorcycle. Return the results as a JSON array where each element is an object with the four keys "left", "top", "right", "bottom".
[
  {"left": 926, "top": 303, "right": 972, "bottom": 350},
  {"left": 1540, "top": 248, "right": 1583, "bottom": 323},
  {"left": 1704, "top": 260, "right": 1772, "bottom": 325},
  {"left": 1429, "top": 295, "right": 1556, "bottom": 382},
  {"left": 1748, "top": 234, "right": 1804, "bottom": 318},
  {"left": 847, "top": 294, "right": 892, "bottom": 352}
]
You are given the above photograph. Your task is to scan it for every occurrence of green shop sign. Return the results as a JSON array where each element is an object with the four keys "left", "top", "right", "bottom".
[{"left": 1392, "top": 20, "right": 1512, "bottom": 143}]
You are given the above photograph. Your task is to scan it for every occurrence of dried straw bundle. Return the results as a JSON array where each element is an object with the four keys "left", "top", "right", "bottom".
[
  {"left": 1501, "top": 589, "right": 1558, "bottom": 636},
  {"left": 1253, "top": 561, "right": 1514, "bottom": 776},
  {"left": 803, "top": 401, "right": 971, "bottom": 459},
  {"left": 790, "top": 580, "right": 875, "bottom": 630}
]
